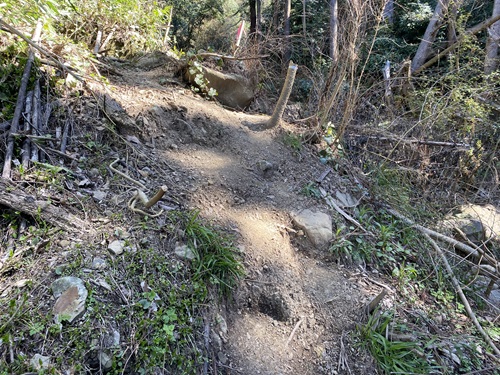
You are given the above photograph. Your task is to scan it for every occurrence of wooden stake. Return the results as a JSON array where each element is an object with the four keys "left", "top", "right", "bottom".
[{"left": 266, "top": 61, "right": 298, "bottom": 129}]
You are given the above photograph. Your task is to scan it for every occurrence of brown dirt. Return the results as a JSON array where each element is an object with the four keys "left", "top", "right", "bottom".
[{"left": 94, "top": 60, "right": 381, "bottom": 375}]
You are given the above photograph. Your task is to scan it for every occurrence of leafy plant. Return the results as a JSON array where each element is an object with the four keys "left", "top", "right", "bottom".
[
  {"left": 283, "top": 132, "right": 302, "bottom": 153},
  {"left": 357, "top": 311, "right": 432, "bottom": 374},
  {"left": 188, "top": 59, "right": 217, "bottom": 99},
  {"left": 301, "top": 182, "right": 321, "bottom": 199},
  {"left": 179, "top": 210, "right": 244, "bottom": 296}
]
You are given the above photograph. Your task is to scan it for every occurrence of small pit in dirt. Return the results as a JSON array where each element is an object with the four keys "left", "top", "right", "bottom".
[{"left": 258, "top": 292, "right": 291, "bottom": 322}]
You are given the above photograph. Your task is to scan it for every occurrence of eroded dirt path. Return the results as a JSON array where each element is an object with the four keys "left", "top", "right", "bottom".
[{"left": 98, "top": 61, "right": 378, "bottom": 374}]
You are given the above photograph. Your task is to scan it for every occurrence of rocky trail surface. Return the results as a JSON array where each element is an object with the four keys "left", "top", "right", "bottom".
[
  {"left": 0, "top": 57, "right": 387, "bottom": 374},
  {"left": 104, "top": 61, "right": 380, "bottom": 374}
]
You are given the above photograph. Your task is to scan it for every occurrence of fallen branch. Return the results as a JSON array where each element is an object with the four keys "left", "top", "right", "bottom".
[
  {"left": 348, "top": 134, "right": 471, "bottom": 149},
  {"left": 198, "top": 52, "right": 270, "bottom": 61},
  {"left": 0, "top": 179, "right": 95, "bottom": 235},
  {"left": 388, "top": 208, "right": 500, "bottom": 357},
  {"left": 0, "top": 18, "right": 84, "bottom": 83},
  {"left": 387, "top": 209, "right": 499, "bottom": 278}
]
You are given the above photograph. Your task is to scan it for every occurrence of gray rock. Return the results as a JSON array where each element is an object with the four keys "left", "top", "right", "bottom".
[
  {"left": 51, "top": 276, "right": 88, "bottom": 323},
  {"left": 256, "top": 160, "right": 273, "bottom": 172},
  {"left": 186, "top": 66, "right": 254, "bottom": 109},
  {"left": 335, "top": 191, "right": 358, "bottom": 208},
  {"left": 30, "top": 354, "right": 50, "bottom": 370},
  {"left": 103, "top": 329, "right": 121, "bottom": 348},
  {"left": 91, "top": 257, "right": 107, "bottom": 270},
  {"left": 292, "top": 209, "right": 333, "bottom": 248},
  {"left": 442, "top": 204, "right": 500, "bottom": 244},
  {"left": 174, "top": 244, "right": 196, "bottom": 261},
  {"left": 93, "top": 190, "right": 107, "bottom": 202},
  {"left": 98, "top": 350, "right": 113, "bottom": 370},
  {"left": 488, "top": 289, "right": 500, "bottom": 307},
  {"left": 454, "top": 219, "right": 485, "bottom": 244},
  {"left": 108, "top": 240, "right": 125, "bottom": 255}
]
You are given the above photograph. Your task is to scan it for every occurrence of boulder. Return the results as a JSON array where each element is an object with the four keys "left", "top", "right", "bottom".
[
  {"left": 186, "top": 66, "right": 254, "bottom": 110},
  {"left": 292, "top": 209, "right": 333, "bottom": 248},
  {"left": 51, "top": 276, "right": 88, "bottom": 323},
  {"left": 441, "top": 204, "right": 500, "bottom": 245}
]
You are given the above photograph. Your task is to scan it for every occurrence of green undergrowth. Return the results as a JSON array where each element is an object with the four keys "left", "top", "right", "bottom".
[
  {"left": 328, "top": 165, "right": 497, "bottom": 373},
  {"left": 357, "top": 311, "right": 434, "bottom": 374},
  {"left": 0, "top": 209, "right": 244, "bottom": 373}
]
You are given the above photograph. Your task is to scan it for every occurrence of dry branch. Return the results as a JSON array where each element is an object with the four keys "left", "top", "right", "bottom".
[
  {"left": 0, "top": 18, "right": 84, "bottom": 83},
  {"left": 2, "top": 19, "right": 43, "bottom": 179},
  {"left": 413, "top": 14, "right": 500, "bottom": 75},
  {"left": 349, "top": 134, "right": 471, "bottom": 149},
  {"left": 388, "top": 208, "right": 500, "bottom": 357},
  {"left": 198, "top": 52, "right": 270, "bottom": 61},
  {"left": 0, "top": 179, "right": 95, "bottom": 235},
  {"left": 387, "top": 208, "right": 499, "bottom": 278}
]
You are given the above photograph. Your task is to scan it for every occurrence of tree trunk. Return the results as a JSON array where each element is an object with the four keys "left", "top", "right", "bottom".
[
  {"left": 284, "top": 0, "right": 292, "bottom": 63},
  {"left": 329, "top": 0, "right": 338, "bottom": 63},
  {"left": 485, "top": 0, "right": 500, "bottom": 74},
  {"left": 249, "top": 0, "right": 257, "bottom": 36},
  {"left": 383, "top": 0, "right": 394, "bottom": 24},
  {"left": 256, "top": 0, "right": 262, "bottom": 40},
  {"left": 302, "top": 0, "right": 307, "bottom": 38},
  {"left": 411, "top": 0, "right": 450, "bottom": 73},
  {"left": 272, "top": 0, "right": 280, "bottom": 31},
  {"left": 447, "top": 0, "right": 463, "bottom": 47}
]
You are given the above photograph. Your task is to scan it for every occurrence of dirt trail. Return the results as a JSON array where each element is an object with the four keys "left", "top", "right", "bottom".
[{"left": 100, "top": 61, "right": 378, "bottom": 374}]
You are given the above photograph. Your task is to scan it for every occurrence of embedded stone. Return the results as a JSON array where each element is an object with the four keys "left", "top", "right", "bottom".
[
  {"left": 292, "top": 209, "right": 333, "bottom": 248},
  {"left": 51, "top": 276, "right": 88, "bottom": 323}
]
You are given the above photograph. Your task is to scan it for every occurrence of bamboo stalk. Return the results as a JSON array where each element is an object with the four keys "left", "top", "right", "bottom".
[
  {"left": 31, "top": 79, "right": 41, "bottom": 162},
  {"left": 21, "top": 91, "right": 33, "bottom": 170},
  {"left": 2, "top": 19, "right": 43, "bottom": 179}
]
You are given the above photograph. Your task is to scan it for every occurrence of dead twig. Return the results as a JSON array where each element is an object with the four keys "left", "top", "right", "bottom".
[
  {"left": 319, "top": 187, "right": 373, "bottom": 236},
  {"left": 285, "top": 319, "right": 303, "bottom": 347},
  {"left": 0, "top": 18, "right": 84, "bottom": 83}
]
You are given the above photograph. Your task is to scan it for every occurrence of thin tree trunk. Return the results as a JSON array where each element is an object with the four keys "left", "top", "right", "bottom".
[
  {"left": 272, "top": 0, "right": 280, "bottom": 31},
  {"left": 21, "top": 91, "right": 33, "bottom": 170},
  {"left": 447, "top": 0, "right": 463, "bottom": 47},
  {"left": 329, "top": 0, "right": 338, "bottom": 63},
  {"left": 31, "top": 79, "right": 41, "bottom": 163},
  {"left": 284, "top": 0, "right": 292, "bottom": 63},
  {"left": 411, "top": 0, "right": 450, "bottom": 73},
  {"left": 302, "top": 0, "right": 307, "bottom": 38},
  {"left": 256, "top": 0, "right": 262, "bottom": 41},
  {"left": 249, "top": 0, "right": 257, "bottom": 36},
  {"left": 485, "top": 0, "right": 500, "bottom": 74},
  {"left": 383, "top": 0, "right": 394, "bottom": 24},
  {"left": 414, "top": 14, "right": 500, "bottom": 75}
]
